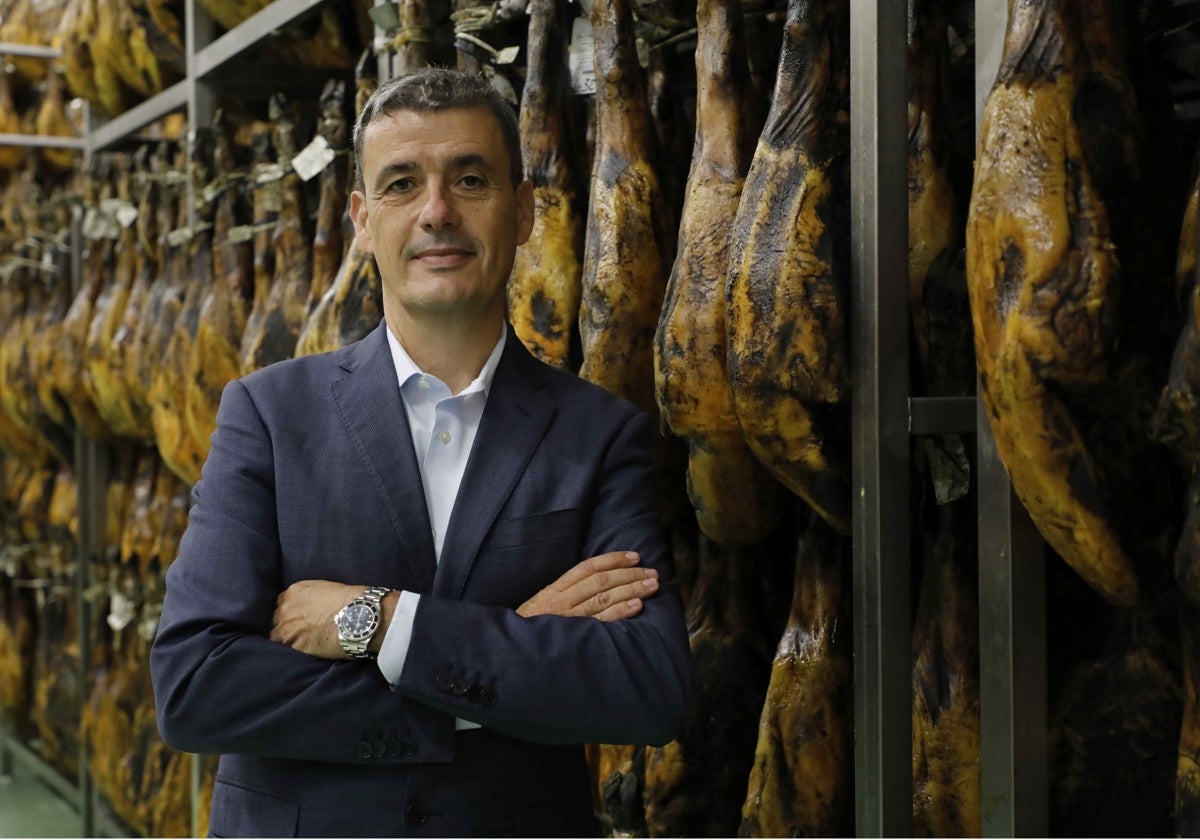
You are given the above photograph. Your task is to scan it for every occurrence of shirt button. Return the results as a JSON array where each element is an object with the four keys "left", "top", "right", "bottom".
[
  {"left": 437, "top": 431, "right": 451, "bottom": 445},
  {"left": 416, "top": 377, "right": 430, "bottom": 390}
]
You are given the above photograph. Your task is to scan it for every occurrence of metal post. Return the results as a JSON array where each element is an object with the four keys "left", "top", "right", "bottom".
[
  {"left": 976, "top": 427, "right": 1048, "bottom": 835},
  {"left": 71, "top": 207, "right": 108, "bottom": 838},
  {"left": 850, "top": 0, "right": 910, "bottom": 833},
  {"left": 185, "top": 5, "right": 218, "bottom": 833},
  {"left": 973, "top": 0, "right": 1049, "bottom": 832}
]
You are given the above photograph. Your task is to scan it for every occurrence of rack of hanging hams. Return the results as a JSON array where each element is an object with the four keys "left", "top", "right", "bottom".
[
  {"left": 7, "top": 0, "right": 1200, "bottom": 834},
  {"left": 0, "top": 48, "right": 376, "bottom": 833}
]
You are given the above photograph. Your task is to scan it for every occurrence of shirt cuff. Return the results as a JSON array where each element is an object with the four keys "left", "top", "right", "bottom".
[{"left": 376, "top": 589, "right": 420, "bottom": 686}]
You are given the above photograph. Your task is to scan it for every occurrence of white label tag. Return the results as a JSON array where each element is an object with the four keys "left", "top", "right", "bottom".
[
  {"left": 292, "top": 135, "right": 336, "bottom": 182},
  {"left": 108, "top": 592, "right": 136, "bottom": 633},
  {"left": 569, "top": 18, "right": 596, "bottom": 95},
  {"left": 116, "top": 202, "right": 139, "bottom": 229},
  {"left": 496, "top": 45, "right": 520, "bottom": 65}
]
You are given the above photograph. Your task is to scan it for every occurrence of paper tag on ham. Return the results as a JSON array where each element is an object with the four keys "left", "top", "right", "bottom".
[
  {"left": 115, "top": 202, "right": 139, "bottom": 228},
  {"left": 108, "top": 592, "right": 136, "bottom": 633},
  {"left": 569, "top": 18, "right": 596, "bottom": 95},
  {"left": 293, "top": 135, "right": 336, "bottom": 182}
]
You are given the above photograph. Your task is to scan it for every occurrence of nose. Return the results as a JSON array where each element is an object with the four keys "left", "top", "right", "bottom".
[{"left": 418, "top": 182, "right": 459, "bottom": 230}]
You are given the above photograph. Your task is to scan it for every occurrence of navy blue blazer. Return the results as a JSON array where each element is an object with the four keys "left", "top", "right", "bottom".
[{"left": 149, "top": 322, "right": 692, "bottom": 837}]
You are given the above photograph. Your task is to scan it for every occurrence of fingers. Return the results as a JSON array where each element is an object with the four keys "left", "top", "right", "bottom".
[
  {"left": 570, "top": 569, "right": 658, "bottom": 617},
  {"left": 592, "top": 597, "right": 645, "bottom": 623},
  {"left": 515, "top": 551, "right": 662, "bottom": 620},
  {"left": 551, "top": 551, "right": 641, "bottom": 590}
]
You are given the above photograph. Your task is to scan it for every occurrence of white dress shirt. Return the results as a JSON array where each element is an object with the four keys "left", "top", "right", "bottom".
[{"left": 375, "top": 323, "right": 506, "bottom": 730}]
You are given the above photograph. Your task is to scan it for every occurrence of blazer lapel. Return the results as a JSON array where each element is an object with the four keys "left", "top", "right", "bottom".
[
  {"left": 330, "top": 322, "right": 438, "bottom": 591},
  {"left": 432, "top": 331, "right": 556, "bottom": 599}
]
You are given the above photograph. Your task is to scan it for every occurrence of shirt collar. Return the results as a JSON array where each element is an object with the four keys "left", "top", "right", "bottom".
[{"left": 386, "top": 322, "right": 507, "bottom": 397}]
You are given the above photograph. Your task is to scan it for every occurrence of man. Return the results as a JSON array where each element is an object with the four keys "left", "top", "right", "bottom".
[{"left": 150, "top": 68, "right": 692, "bottom": 837}]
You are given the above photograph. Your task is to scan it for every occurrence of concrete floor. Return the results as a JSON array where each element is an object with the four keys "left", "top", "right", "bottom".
[{"left": 0, "top": 761, "right": 85, "bottom": 839}]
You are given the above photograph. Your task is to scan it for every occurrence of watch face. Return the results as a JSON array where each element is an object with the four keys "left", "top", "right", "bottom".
[{"left": 338, "top": 603, "right": 376, "bottom": 641}]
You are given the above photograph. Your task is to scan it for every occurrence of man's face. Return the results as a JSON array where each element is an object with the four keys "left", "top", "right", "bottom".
[{"left": 349, "top": 106, "right": 534, "bottom": 326}]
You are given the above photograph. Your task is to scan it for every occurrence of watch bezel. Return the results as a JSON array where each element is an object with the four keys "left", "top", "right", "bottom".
[{"left": 335, "top": 601, "right": 379, "bottom": 642}]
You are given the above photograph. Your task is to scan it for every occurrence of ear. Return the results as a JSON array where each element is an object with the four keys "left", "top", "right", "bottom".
[
  {"left": 514, "top": 179, "right": 535, "bottom": 247},
  {"left": 349, "top": 191, "right": 373, "bottom": 253}
]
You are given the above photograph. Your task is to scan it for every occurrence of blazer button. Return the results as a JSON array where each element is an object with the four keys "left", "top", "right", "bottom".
[
  {"left": 401, "top": 737, "right": 418, "bottom": 757},
  {"left": 450, "top": 679, "right": 469, "bottom": 696},
  {"left": 386, "top": 739, "right": 401, "bottom": 758},
  {"left": 479, "top": 687, "right": 498, "bottom": 707},
  {"left": 373, "top": 740, "right": 388, "bottom": 759},
  {"left": 356, "top": 741, "right": 373, "bottom": 760},
  {"left": 405, "top": 804, "right": 428, "bottom": 826},
  {"left": 434, "top": 674, "right": 452, "bottom": 692},
  {"left": 466, "top": 684, "right": 483, "bottom": 703}
]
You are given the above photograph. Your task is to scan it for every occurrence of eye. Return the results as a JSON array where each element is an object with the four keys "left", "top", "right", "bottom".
[
  {"left": 459, "top": 174, "right": 485, "bottom": 189},
  {"left": 387, "top": 177, "right": 414, "bottom": 193}
]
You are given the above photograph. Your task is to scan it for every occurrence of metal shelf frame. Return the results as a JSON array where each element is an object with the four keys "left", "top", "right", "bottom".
[
  {"left": 849, "top": 0, "right": 1048, "bottom": 834},
  {"left": 0, "top": 0, "right": 1051, "bottom": 836}
]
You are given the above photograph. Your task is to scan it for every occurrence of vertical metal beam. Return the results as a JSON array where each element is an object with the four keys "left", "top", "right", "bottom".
[
  {"left": 976, "top": 428, "right": 1048, "bottom": 835},
  {"left": 185, "top": 5, "right": 218, "bottom": 834},
  {"left": 973, "top": 0, "right": 1049, "bottom": 833},
  {"left": 850, "top": 0, "right": 910, "bottom": 833},
  {"left": 71, "top": 207, "right": 107, "bottom": 839}
]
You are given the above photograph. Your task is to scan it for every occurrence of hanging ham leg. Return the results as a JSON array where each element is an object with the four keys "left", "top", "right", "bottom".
[
  {"left": 725, "top": 0, "right": 851, "bottom": 534},
  {"left": 508, "top": 0, "right": 583, "bottom": 370},
  {"left": 84, "top": 152, "right": 143, "bottom": 439},
  {"left": 185, "top": 111, "right": 252, "bottom": 457},
  {"left": 578, "top": 0, "right": 673, "bottom": 418},
  {"left": 240, "top": 96, "right": 312, "bottom": 374},
  {"left": 307, "top": 79, "right": 350, "bottom": 310},
  {"left": 297, "top": 54, "right": 383, "bottom": 357},
  {"left": 112, "top": 144, "right": 167, "bottom": 443},
  {"left": 239, "top": 122, "right": 280, "bottom": 371},
  {"left": 654, "top": 0, "right": 780, "bottom": 547},
  {"left": 966, "top": 0, "right": 1177, "bottom": 606},
  {"left": 151, "top": 131, "right": 214, "bottom": 484},
  {"left": 740, "top": 512, "right": 852, "bottom": 837},
  {"left": 643, "top": 539, "right": 771, "bottom": 836}
]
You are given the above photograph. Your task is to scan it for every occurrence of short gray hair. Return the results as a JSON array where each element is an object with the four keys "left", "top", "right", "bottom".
[{"left": 353, "top": 67, "right": 523, "bottom": 190}]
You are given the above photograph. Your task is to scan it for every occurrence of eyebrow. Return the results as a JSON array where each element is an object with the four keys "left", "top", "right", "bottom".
[{"left": 371, "top": 154, "right": 499, "bottom": 191}]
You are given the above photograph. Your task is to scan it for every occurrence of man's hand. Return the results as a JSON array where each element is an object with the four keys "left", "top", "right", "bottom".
[
  {"left": 271, "top": 580, "right": 367, "bottom": 659},
  {"left": 517, "top": 551, "right": 659, "bottom": 621}
]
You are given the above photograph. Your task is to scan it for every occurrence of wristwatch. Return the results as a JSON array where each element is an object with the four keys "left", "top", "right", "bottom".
[{"left": 334, "top": 586, "right": 391, "bottom": 659}]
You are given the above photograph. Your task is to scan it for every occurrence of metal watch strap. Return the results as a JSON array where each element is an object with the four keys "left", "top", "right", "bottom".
[{"left": 339, "top": 586, "right": 391, "bottom": 660}]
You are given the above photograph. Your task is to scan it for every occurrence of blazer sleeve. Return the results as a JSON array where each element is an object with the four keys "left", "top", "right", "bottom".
[
  {"left": 395, "top": 409, "right": 694, "bottom": 747},
  {"left": 149, "top": 380, "right": 456, "bottom": 764}
]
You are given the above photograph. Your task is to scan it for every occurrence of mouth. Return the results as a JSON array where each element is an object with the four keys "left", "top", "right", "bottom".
[
  {"left": 412, "top": 245, "right": 474, "bottom": 268},
  {"left": 408, "top": 241, "right": 472, "bottom": 267}
]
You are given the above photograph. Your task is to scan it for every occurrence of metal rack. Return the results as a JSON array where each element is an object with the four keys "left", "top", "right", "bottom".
[
  {"left": 0, "top": 0, "right": 1054, "bottom": 836},
  {"left": 848, "top": 0, "right": 1049, "bottom": 834}
]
